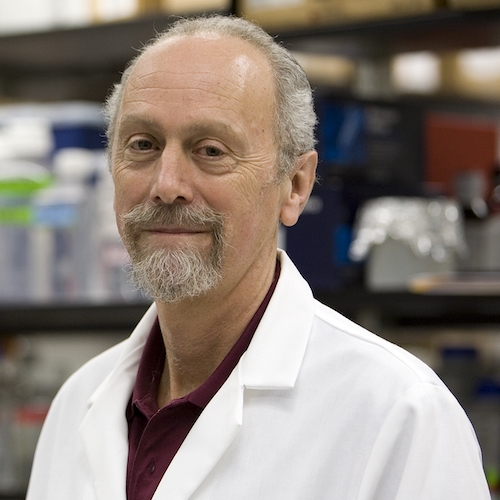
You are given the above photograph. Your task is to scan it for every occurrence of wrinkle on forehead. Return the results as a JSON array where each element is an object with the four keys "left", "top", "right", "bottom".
[
  {"left": 129, "top": 69, "right": 248, "bottom": 97},
  {"left": 125, "top": 51, "right": 270, "bottom": 118},
  {"left": 138, "top": 35, "right": 269, "bottom": 81},
  {"left": 230, "top": 54, "right": 259, "bottom": 86}
]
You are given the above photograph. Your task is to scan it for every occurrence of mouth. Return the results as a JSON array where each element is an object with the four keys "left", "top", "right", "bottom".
[{"left": 144, "top": 225, "right": 210, "bottom": 235}]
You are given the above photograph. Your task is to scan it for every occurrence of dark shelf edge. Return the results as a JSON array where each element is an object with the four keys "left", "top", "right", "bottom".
[
  {"left": 315, "top": 288, "right": 500, "bottom": 327},
  {"left": 1, "top": 290, "right": 500, "bottom": 334},
  {"left": 0, "top": 301, "right": 151, "bottom": 334}
]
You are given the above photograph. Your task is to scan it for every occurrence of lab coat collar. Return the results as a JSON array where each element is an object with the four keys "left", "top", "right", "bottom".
[
  {"left": 80, "top": 250, "right": 315, "bottom": 500},
  {"left": 241, "top": 249, "right": 315, "bottom": 390}
]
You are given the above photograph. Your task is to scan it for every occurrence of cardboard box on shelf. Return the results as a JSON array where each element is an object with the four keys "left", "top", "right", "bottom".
[
  {"left": 90, "top": 0, "right": 160, "bottom": 23},
  {"left": 440, "top": 51, "right": 500, "bottom": 101},
  {"left": 160, "top": 0, "right": 230, "bottom": 13},
  {"left": 238, "top": 0, "right": 326, "bottom": 30},
  {"left": 238, "top": 0, "right": 440, "bottom": 31},
  {"left": 366, "top": 237, "right": 457, "bottom": 291},
  {"left": 292, "top": 52, "right": 355, "bottom": 87},
  {"left": 447, "top": 0, "right": 500, "bottom": 9},
  {"left": 460, "top": 216, "right": 500, "bottom": 272},
  {"left": 337, "top": 0, "right": 439, "bottom": 20}
]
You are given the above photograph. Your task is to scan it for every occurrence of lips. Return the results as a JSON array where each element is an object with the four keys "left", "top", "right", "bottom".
[
  {"left": 145, "top": 227, "right": 207, "bottom": 234},
  {"left": 143, "top": 225, "right": 209, "bottom": 235}
]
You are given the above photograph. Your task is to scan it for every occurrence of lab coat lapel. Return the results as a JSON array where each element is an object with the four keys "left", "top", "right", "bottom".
[
  {"left": 152, "top": 362, "right": 244, "bottom": 500},
  {"left": 79, "top": 304, "right": 158, "bottom": 500}
]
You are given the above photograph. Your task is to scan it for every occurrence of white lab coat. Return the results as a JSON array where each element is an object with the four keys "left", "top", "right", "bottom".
[{"left": 27, "top": 251, "right": 490, "bottom": 500}]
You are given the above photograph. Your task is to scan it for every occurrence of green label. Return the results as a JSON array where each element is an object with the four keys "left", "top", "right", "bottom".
[{"left": 0, "top": 205, "right": 32, "bottom": 225}]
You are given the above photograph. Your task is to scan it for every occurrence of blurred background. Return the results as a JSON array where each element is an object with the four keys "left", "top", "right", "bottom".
[{"left": 2, "top": 0, "right": 500, "bottom": 497}]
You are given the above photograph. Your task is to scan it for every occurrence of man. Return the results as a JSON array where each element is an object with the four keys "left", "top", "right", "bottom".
[{"left": 27, "top": 14, "right": 490, "bottom": 500}]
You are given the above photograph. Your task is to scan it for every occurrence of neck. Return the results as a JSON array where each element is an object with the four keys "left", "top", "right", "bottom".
[{"left": 155, "top": 251, "right": 278, "bottom": 407}]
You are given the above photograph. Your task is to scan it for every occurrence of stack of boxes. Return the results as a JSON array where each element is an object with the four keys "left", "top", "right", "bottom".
[{"left": 237, "top": 0, "right": 444, "bottom": 31}]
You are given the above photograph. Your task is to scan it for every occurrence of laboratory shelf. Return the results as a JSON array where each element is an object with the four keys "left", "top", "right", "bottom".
[
  {"left": 0, "top": 301, "right": 150, "bottom": 334},
  {"left": 1, "top": 291, "right": 500, "bottom": 335},
  {"left": 1, "top": 7, "right": 500, "bottom": 100},
  {"left": 0, "top": 7, "right": 498, "bottom": 71}
]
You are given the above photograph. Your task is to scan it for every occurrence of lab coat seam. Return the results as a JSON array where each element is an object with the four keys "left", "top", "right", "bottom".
[{"left": 313, "top": 302, "right": 440, "bottom": 387}]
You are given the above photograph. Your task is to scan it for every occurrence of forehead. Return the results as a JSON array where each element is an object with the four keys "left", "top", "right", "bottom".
[{"left": 124, "top": 34, "right": 274, "bottom": 109}]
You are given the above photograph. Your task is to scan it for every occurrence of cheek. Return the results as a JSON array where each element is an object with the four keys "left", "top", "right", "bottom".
[
  {"left": 112, "top": 191, "right": 128, "bottom": 240},
  {"left": 112, "top": 168, "right": 150, "bottom": 213},
  {"left": 112, "top": 181, "right": 146, "bottom": 242},
  {"left": 225, "top": 188, "right": 282, "bottom": 251},
  {"left": 112, "top": 186, "right": 132, "bottom": 222}
]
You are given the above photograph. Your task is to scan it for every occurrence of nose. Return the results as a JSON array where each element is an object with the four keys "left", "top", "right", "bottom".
[{"left": 149, "top": 146, "right": 194, "bottom": 205}]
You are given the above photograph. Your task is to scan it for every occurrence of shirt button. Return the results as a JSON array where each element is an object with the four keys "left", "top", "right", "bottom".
[{"left": 148, "top": 460, "right": 156, "bottom": 474}]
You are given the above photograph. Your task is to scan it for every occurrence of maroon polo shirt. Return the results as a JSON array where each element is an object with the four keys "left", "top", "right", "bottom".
[{"left": 126, "top": 262, "right": 280, "bottom": 500}]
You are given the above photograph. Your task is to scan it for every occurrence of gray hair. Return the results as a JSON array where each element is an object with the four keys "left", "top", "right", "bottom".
[{"left": 104, "top": 14, "right": 317, "bottom": 178}]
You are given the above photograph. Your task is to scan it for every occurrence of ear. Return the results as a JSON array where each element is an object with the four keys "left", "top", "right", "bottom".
[{"left": 280, "top": 150, "right": 318, "bottom": 227}]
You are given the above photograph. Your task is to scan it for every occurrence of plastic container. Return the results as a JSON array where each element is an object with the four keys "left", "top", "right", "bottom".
[
  {"left": 0, "top": 161, "right": 51, "bottom": 302},
  {"left": 50, "top": 102, "right": 106, "bottom": 152},
  {"left": 32, "top": 149, "right": 101, "bottom": 302}
]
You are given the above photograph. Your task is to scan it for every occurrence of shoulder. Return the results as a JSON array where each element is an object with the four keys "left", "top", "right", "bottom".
[
  {"left": 301, "top": 300, "right": 482, "bottom": 456},
  {"left": 303, "top": 299, "right": 447, "bottom": 402}
]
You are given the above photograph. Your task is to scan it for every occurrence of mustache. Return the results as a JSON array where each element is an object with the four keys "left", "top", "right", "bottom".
[{"left": 120, "top": 202, "right": 225, "bottom": 239}]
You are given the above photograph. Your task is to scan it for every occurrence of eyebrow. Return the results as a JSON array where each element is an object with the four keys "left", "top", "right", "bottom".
[
  {"left": 182, "top": 121, "right": 242, "bottom": 142},
  {"left": 117, "top": 114, "right": 247, "bottom": 149},
  {"left": 116, "top": 115, "right": 163, "bottom": 135}
]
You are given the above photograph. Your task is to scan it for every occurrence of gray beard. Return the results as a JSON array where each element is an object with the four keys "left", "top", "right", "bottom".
[{"left": 120, "top": 203, "right": 225, "bottom": 303}]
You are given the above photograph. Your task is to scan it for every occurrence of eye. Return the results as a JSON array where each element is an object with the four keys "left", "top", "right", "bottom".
[
  {"left": 194, "top": 141, "right": 227, "bottom": 160},
  {"left": 192, "top": 140, "right": 235, "bottom": 174},
  {"left": 204, "top": 145, "right": 223, "bottom": 157},
  {"left": 132, "top": 138, "right": 155, "bottom": 151},
  {"left": 121, "top": 134, "right": 160, "bottom": 163}
]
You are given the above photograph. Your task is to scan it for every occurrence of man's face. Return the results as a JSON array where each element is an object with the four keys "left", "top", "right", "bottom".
[{"left": 111, "top": 34, "right": 290, "bottom": 302}]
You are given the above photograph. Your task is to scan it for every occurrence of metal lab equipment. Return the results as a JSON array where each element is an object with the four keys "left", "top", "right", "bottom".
[{"left": 350, "top": 197, "right": 466, "bottom": 291}]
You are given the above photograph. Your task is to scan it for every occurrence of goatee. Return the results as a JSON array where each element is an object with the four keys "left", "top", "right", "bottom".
[{"left": 120, "top": 203, "right": 225, "bottom": 303}]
